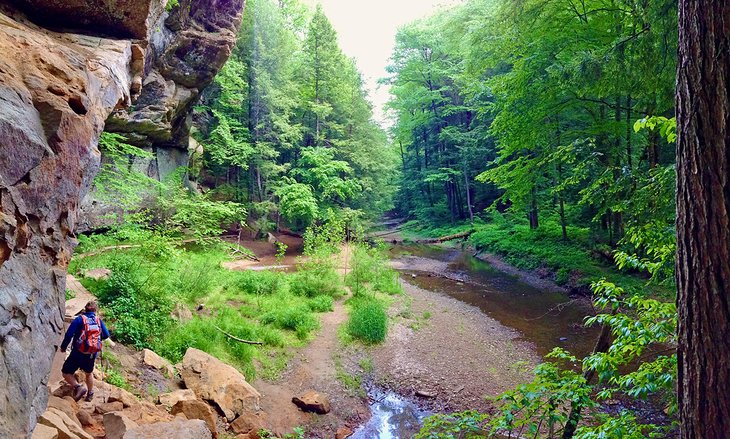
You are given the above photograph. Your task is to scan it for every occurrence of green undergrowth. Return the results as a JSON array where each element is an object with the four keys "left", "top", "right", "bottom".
[
  {"left": 401, "top": 214, "right": 671, "bottom": 296},
  {"left": 70, "top": 226, "right": 346, "bottom": 381},
  {"left": 343, "top": 243, "right": 400, "bottom": 344}
]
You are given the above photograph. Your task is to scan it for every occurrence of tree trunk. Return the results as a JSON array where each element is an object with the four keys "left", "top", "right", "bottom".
[
  {"left": 676, "top": 1, "right": 730, "bottom": 437},
  {"left": 528, "top": 187, "right": 539, "bottom": 229},
  {"left": 463, "top": 161, "right": 474, "bottom": 223}
]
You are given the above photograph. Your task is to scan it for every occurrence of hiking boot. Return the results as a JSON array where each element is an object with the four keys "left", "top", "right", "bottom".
[
  {"left": 73, "top": 384, "right": 87, "bottom": 401},
  {"left": 85, "top": 391, "right": 95, "bottom": 402}
]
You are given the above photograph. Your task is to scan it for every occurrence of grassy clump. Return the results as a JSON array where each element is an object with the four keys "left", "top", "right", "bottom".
[
  {"left": 289, "top": 258, "right": 344, "bottom": 298},
  {"left": 347, "top": 296, "right": 387, "bottom": 344},
  {"left": 260, "top": 306, "right": 320, "bottom": 340},
  {"left": 308, "top": 295, "right": 334, "bottom": 312}
]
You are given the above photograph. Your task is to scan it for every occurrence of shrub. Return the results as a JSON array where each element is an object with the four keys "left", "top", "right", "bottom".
[
  {"left": 154, "top": 309, "right": 258, "bottom": 379},
  {"left": 98, "top": 257, "right": 173, "bottom": 349},
  {"left": 308, "top": 295, "right": 334, "bottom": 312},
  {"left": 289, "top": 261, "right": 343, "bottom": 298},
  {"left": 346, "top": 244, "right": 402, "bottom": 296},
  {"left": 260, "top": 306, "right": 319, "bottom": 340},
  {"left": 237, "top": 270, "right": 289, "bottom": 296},
  {"left": 348, "top": 297, "right": 387, "bottom": 344}
]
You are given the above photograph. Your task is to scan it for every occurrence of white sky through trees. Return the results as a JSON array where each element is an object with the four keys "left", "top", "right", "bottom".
[{"left": 304, "top": 0, "right": 464, "bottom": 128}]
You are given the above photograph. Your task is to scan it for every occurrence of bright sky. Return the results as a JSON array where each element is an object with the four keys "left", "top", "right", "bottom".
[{"left": 304, "top": 0, "right": 464, "bottom": 129}]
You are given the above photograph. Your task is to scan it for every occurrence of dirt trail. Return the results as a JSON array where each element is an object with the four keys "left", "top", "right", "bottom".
[{"left": 253, "top": 246, "right": 368, "bottom": 437}]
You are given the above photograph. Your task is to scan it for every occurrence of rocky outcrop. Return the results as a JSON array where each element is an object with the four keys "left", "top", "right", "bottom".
[
  {"left": 0, "top": 0, "right": 243, "bottom": 436},
  {"left": 0, "top": 11, "right": 134, "bottom": 437},
  {"left": 10, "top": 0, "right": 166, "bottom": 39},
  {"left": 79, "top": 0, "right": 243, "bottom": 230},
  {"left": 180, "top": 348, "right": 261, "bottom": 422},
  {"left": 106, "top": 0, "right": 243, "bottom": 152}
]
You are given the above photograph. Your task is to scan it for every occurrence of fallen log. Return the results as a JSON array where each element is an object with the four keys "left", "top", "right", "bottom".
[
  {"left": 417, "top": 229, "right": 474, "bottom": 244},
  {"left": 213, "top": 325, "right": 263, "bottom": 345}
]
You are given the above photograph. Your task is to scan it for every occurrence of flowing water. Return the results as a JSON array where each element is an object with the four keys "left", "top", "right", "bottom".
[
  {"left": 353, "top": 242, "right": 601, "bottom": 438},
  {"left": 351, "top": 388, "right": 430, "bottom": 439}
]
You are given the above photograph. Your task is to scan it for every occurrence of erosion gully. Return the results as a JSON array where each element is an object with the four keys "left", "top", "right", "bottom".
[{"left": 352, "top": 242, "right": 600, "bottom": 438}]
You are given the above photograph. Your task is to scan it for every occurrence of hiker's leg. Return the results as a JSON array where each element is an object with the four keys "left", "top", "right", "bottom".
[
  {"left": 62, "top": 373, "right": 78, "bottom": 387},
  {"left": 85, "top": 370, "right": 94, "bottom": 394}
]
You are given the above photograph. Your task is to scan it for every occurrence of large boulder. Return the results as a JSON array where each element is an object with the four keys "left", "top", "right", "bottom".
[
  {"left": 171, "top": 399, "right": 218, "bottom": 437},
  {"left": 30, "top": 423, "right": 59, "bottom": 439},
  {"left": 142, "top": 348, "right": 176, "bottom": 377},
  {"left": 229, "top": 411, "right": 264, "bottom": 436},
  {"left": 179, "top": 348, "right": 261, "bottom": 421},
  {"left": 45, "top": 396, "right": 80, "bottom": 428},
  {"left": 123, "top": 418, "right": 212, "bottom": 439}
]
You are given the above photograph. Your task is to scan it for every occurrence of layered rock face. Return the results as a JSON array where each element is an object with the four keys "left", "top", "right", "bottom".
[{"left": 0, "top": 0, "right": 243, "bottom": 437}]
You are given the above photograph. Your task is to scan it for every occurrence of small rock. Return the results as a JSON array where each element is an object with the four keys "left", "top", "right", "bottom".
[
  {"left": 103, "top": 412, "right": 138, "bottom": 439},
  {"left": 84, "top": 268, "right": 111, "bottom": 280},
  {"left": 411, "top": 274, "right": 417, "bottom": 278},
  {"left": 415, "top": 390, "right": 437, "bottom": 399},
  {"left": 336, "top": 427, "right": 353, "bottom": 439},
  {"left": 30, "top": 424, "right": 59, "bottom": 439},
  {"left": 171, "top": 304, "right": 193, "bottom": 322},
  {"left": 95, "top": 401, "right": 124, "bottom": 414},
  {"left": 229, "top": 411, "right": 264, "bottom": 435},
  {"left": 158, "top": 389, "right": 197, "bottom": 410},
  {"left": 559, "top": 337, "right": 568, "bottom": 342},
  {"left": 171, "top": 399, "right": 218, "bottom": 437},
  {"left": 292, "top": 390, "right": 331, "bottom": 414},
  {"left": 76, "top": 409, "right": 96, "bottom": 427}
]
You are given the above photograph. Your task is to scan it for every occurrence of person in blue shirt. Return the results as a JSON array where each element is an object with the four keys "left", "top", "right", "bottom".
[{"left": 59, "top": 301, "right": 110, "bottom": 402}]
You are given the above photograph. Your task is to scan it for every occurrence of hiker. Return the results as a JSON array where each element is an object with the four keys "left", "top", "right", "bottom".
[{"left": 59, "top": 300, "right": 110, "bottom": 402}]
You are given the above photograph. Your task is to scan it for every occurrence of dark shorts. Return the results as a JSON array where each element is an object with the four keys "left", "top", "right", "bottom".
[{"left": 61, "top": 350, "right": 96, "bottom": 374}]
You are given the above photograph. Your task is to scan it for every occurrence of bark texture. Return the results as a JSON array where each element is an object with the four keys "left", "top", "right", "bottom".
[{"left": 675, "top": 1, "right": 730, "bottom": 437}]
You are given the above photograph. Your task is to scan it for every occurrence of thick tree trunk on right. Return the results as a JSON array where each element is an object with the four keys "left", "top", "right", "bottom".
[{"left": 675, "top": 1, "right": 730, "bottom": 437}]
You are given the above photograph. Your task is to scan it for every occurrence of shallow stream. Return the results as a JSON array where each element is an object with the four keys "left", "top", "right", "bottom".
[{"left": 353, "top": 242, "right": 600, "bottom": 438}]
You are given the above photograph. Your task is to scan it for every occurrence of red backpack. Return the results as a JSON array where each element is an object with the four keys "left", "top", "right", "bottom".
[{"left": 76, "top": 315, "right": 102, "bottom": 355}]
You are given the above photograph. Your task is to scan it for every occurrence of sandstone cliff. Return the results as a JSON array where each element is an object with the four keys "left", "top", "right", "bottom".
[{"left": 0, "top": 1, "right": 243, "bottom": 437}]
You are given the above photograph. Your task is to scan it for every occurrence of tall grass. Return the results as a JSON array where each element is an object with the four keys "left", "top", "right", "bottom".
[{"left": 347, "top": 296, "right": 387, "bottom": 344}]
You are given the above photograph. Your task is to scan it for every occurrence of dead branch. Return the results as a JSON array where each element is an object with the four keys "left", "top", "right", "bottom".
[{"left": 214, "top": 325, "right": 263, "bottom": 345}]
